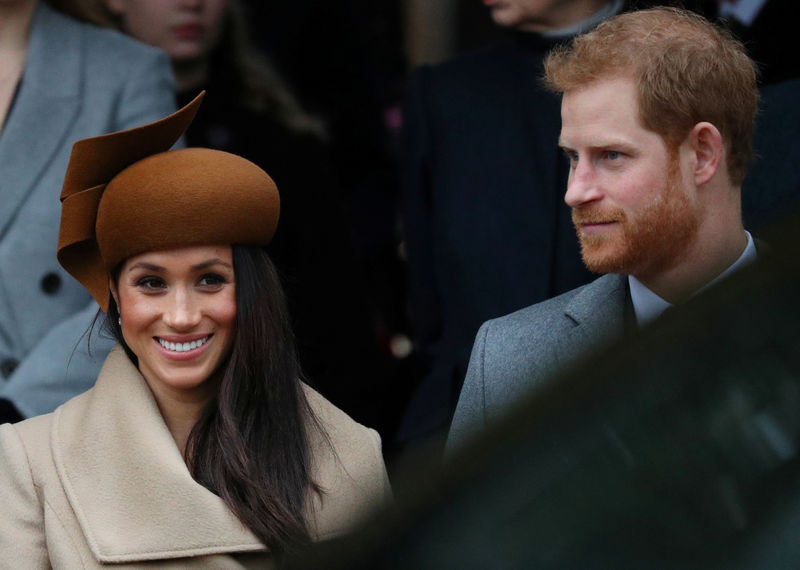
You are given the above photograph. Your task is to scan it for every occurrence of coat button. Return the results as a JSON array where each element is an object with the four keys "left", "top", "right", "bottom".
[
  {"left": 0, "top": 359, "right": 18, "bottom": 378},
  {"left": 41, "top": 272, "right": 62, "bottom": 295}
]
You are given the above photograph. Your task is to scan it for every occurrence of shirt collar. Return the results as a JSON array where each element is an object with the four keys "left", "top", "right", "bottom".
[
  {"left": 541, "top": 0, "right": 624, "bottom": 39},
  {"left": 629, "top": 231, "right": 757, "bottom": 326},
  {"left": 718, "top": 0, "right": 767, "bottom": 26}
]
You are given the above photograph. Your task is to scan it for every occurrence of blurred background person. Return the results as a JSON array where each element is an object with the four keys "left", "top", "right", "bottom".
[
  {"left": 62, "top": 0, "right": 401, "bottom": 438},
  {"left": 0, "top": 0, "right": 176, "bottom": 424},
  {"left": 684, "top": 0, "right": 798, "bottom": 86},
  {"left": 396, "top": 0, "right": 634, "bottom": 457}
]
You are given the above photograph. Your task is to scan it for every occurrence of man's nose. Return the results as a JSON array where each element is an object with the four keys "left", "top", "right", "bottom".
[{"left": 564, "top": 162, "right": 603, "bottom": 208}]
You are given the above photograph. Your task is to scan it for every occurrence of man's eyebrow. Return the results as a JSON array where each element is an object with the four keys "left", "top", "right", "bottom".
[{"left": 558, "top": 138, "right": 636, "bottom": 151}]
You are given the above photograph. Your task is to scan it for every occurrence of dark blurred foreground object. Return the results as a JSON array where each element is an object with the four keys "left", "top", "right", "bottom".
[{"left": 287, "top": 212, "right": 800, "bottom": 569}]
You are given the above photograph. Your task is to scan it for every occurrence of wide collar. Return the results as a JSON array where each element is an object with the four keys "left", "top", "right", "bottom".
[
  {"left": 0, "top": 2, "right": 82, "bottom": 236},
  {"left": 51, "top": 346, "right": 267, "bottom": 563}
]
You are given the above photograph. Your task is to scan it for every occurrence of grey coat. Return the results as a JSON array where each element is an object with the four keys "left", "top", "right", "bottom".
[
  {"left": 0, "top": 2, "right": 176, "bottom": 417},
  {"left": 446, "top": 274, "right": 628, "bottom": 455}
]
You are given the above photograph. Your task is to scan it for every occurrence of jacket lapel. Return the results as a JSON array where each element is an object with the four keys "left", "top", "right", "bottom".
[
  {"left": 0, "top": 2, "right": 81, "bottom": 237},
  {"left": 559, "top": 274, "right": 628, "bottom": 365},
  {"left": 51, "top": 347, "right": 266, "bottom": 563}
]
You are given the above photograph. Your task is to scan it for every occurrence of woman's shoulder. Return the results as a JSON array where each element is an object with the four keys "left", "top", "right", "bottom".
[
  {"left": 40, "top": 2, "right": 164, "bottom": 63},
  {"left": 300, "top": 383, "right": 392, "bottom": 539},
  {"left": 1, "top": 386, "right": 94, "bottom": 454},
  {"left": 0, "top": 412, "right": 55, "bottom": 474},
  {"left": 302, "top": 383, "right": 381, "bottom": 446}
]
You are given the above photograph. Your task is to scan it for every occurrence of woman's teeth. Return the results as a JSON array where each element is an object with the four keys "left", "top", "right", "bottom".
[{"left": 158, "top": 336, "right": 209, "bottom": 352}]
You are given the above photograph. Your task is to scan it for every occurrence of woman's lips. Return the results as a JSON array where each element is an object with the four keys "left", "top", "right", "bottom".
[
  {"left": 154, "top": 334, "right": 213, "bottom": 361},
  {"left": 173, "top": 23, "right": 203, "bottom": 41}
]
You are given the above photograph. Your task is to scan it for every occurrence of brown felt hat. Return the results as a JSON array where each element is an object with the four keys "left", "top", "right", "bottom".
[{"left": 57, "top": 92, "right": 280, "bottom": 311}]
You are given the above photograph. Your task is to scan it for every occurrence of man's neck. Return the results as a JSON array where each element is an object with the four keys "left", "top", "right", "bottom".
[
  {"left": 637, "top": 226, "right": 749, "bottom": 305},
  {"left": 630, "top": 231, "right": 756, "bottom": 325}
]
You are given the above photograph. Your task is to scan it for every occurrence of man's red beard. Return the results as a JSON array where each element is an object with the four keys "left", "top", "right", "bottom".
[{"left": 571, "top": 164, "right": 699, "bottom": 278}]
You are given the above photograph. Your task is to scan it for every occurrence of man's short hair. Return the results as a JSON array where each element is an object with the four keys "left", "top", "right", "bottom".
[{"left": 544, "top": 7, "right": 758, "bottom": 186}]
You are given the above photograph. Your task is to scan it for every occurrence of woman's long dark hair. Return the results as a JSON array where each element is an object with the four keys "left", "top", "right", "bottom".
[{"left": 106, "top": 245, "right": 323, "bottom": 557}]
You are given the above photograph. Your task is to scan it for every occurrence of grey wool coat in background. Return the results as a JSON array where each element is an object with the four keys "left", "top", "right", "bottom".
[
  {"left": 0, "top": 1, "right": 177, "bottom": 417},
  {"left": 0, "top": 346, "right": 392, "bottom": 568},
  {"left": 445, "top": 274, "right": 627, "bottom": 457}
]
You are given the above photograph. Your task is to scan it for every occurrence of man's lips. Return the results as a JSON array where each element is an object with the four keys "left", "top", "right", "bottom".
[{"left": 573, "top": 219, "right": 620, "bottom": 235}]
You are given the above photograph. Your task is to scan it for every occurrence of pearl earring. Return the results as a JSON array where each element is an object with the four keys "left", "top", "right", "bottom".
[{"left": 118, "top": 317, "right": 121, "bottom": 326}]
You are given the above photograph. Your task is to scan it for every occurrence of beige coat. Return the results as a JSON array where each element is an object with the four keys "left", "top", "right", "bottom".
[{"left": 0, "top": 347, "right": 391, "bottom": 568}]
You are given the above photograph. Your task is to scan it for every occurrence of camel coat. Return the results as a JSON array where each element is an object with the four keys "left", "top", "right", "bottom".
[{"left": 0, "top": 347, "right": 391, "bottom": 568}]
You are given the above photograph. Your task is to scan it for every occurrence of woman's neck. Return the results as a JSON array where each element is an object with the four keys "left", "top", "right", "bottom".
[
  {"left": 0, "top": 0, "right": 36, "bottom": 131},
  {"left": 146, "top": 381, "right": 214, "bottom": 458},
  {"left": 0, "top": 0, "right": 37, "bottom": 53},
  {"left": 172, "top": 58, "right": 210, "bottom": 93}
]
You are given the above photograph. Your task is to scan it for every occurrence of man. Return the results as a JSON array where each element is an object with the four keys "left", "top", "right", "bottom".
[
  {"left": 398, "top": 0, "right": 629, "bottom": 448},
  {"left": 446, "top": 7, "right": 760, "bottom": 453}
]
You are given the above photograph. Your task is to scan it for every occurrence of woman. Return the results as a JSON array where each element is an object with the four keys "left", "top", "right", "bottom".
[
  {"left": 53, "top": 0, "right": 390, "bottom": 431},
  {"left": 0, "top": 0, "right": 176, "bottom": 424},
  {"left": 0, "top": 94, "right": 391, "bottom": 567}
]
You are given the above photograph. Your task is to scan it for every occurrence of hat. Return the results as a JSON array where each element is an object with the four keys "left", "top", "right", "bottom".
[{"left": 57, "top": 92, "right": 280, "bottom": 311}]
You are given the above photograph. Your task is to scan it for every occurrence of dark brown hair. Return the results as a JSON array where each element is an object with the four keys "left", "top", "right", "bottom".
[
  {"left": 106, "top": 245, "right": 324, "bottom": 557},
  {"left": 545, "top": 7, "right": 759, "bottom": 186}
]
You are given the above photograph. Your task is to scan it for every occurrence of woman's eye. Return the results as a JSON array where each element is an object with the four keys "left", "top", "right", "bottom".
[
  {"left": 136, "top": 276, "right": 166, "bottom": 290},
  {"left": 198, "top": 274, "right": 226, "bottom": 288}
]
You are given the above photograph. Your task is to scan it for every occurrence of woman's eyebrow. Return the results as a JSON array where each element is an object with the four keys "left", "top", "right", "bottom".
[
  {"left": 191, "top": 259, "right": 233, "bottom": 271},
  {"left": 126, "top": 262, "right": 165, "bottom": 273}
]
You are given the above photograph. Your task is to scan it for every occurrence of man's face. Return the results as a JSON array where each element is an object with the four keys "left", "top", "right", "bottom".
[
  {"left": 559, "top": 76, "right": 699, "bottom": 280},
  {"left": 483, "top": 0, "right": 604, "bottom": 32}
]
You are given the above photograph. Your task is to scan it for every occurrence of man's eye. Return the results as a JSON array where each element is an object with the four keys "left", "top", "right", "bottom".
[{"left": 606, "top": 150, "right": 621, "bottom": 160}]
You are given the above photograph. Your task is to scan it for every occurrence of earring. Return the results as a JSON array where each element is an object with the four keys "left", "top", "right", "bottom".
[{"left": 118, "top": 317, "right": 121, "bottom": 326}]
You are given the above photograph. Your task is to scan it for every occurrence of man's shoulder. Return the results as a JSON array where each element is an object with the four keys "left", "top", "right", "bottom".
[{"left": 484, "top": 273, "right": 622, "bottom": 337}]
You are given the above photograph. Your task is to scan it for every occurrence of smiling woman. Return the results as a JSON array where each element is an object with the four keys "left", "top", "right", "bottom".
[{"left": 0, "top": 93, "right": 391, "bottom": 568}]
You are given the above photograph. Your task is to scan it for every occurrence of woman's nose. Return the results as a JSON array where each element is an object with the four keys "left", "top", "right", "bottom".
[{"left": 163, "top": 289, "right": 201, "bottom": 330}]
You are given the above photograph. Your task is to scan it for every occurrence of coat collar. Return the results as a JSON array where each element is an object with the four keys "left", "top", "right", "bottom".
[
  {"left": 559, "top": 274, "right": 628, "bottom": 365},
  {"left": 0, "top": 2, "right": 81, "bottom": 236},
  {"left": 51, "top": 346, "right": 267, "bottom": 563}
]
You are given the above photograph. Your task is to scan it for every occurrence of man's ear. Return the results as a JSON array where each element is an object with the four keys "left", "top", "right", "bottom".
[{"left": 689, "top": 122, "right": 723, "bottom": 186}]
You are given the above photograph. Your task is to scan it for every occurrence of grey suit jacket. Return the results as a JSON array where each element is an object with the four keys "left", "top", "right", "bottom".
[
  {"left": 0, "top": 2, "right": 177, "bottom": 417},
  {"left": 446, "top": 273, "right": 628, "bottom": 455}
]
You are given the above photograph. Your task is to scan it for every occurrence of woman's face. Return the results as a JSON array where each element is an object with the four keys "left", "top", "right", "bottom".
[
  {"left": 110, "top": 245, "right": 236, "bottom": 403},
  {"left": 106, "top": 0, "right": 229, "bottom": 62}
]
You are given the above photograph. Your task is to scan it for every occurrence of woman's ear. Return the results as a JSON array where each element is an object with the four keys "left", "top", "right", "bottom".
[
  {"left": 109, "top": 277, "right": 120, "bottom": 310},
  {"left": 689, "top": 121, "right": 724, "bottom": 187}
]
